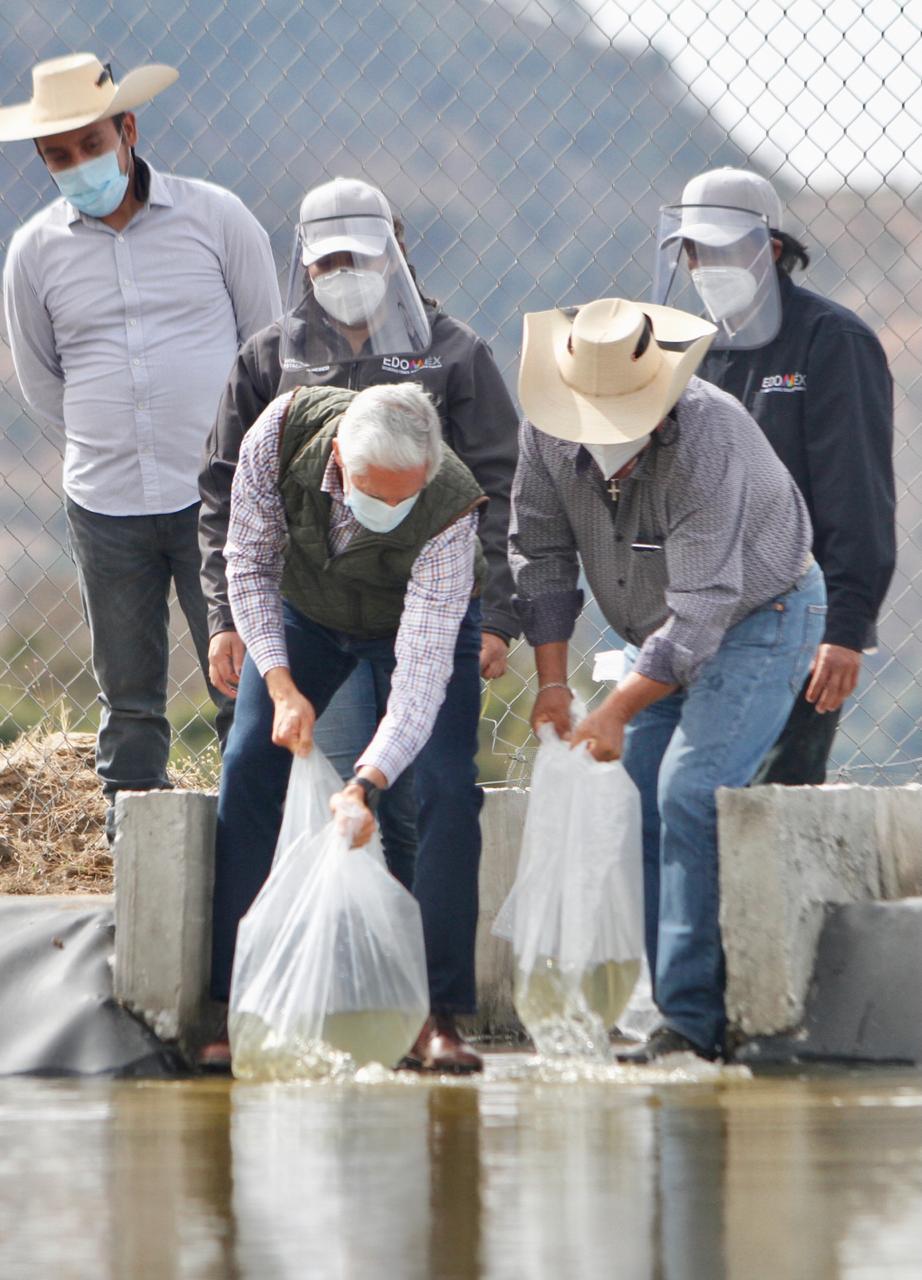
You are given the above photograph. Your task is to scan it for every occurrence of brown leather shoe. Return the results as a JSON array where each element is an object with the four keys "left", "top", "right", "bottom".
[
  {"left": 398, "top": 1014, "right": 483, "bottom": 1075},
  {"left": 197, "top": 1037, "right": 232, "bottom": 1074}
]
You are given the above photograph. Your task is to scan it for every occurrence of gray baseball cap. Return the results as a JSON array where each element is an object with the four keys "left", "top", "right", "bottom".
[
  {"left": 663, "top": 167, "right": 784, "bottom": 247},
  {"left": 298, "top": 176, "right": 394, "bottom": 265}
]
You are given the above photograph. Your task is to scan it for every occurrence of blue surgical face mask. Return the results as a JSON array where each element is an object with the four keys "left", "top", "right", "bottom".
[
  {"left": 344, "top": 479, "right": 420, "bottom": 533},
  {"left": 51, "top": 138, "right": 129, "bottom": 218}
]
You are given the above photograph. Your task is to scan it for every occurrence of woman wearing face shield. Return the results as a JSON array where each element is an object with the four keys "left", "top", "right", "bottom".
[
  {"left": 654, "top": 167, "right": 895, "bottom": 785},
  {"left": 198, "top": 177, "right": 520, "bottom": 893}
]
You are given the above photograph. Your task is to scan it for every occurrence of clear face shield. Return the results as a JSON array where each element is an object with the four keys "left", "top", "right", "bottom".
[
  {"left": 653, "top": 204, "right": 781, "bottom": 350},
  {"left": 279, "top": 212, "right": 431, "bottom": 375}
]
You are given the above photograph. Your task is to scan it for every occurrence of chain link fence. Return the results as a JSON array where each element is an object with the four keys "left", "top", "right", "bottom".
[{"left": 1, "top": 0, "right": 921, "bottom": 869}]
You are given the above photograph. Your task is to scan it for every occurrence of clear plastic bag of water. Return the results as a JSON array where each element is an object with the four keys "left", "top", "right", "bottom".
[
  {"left": 228, "top": 749, "right": 430, "bottom": 1080},
  {"left": 494, "top": 722, "right": 644, "bottom": 1058}
]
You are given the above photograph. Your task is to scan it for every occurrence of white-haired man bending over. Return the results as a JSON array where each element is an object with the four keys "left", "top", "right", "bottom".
[{"left": 204, "top": 381, "right": 488, "bottom": 1074}]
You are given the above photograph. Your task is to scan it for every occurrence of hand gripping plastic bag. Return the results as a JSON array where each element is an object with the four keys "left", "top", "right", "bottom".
[
  {"left": 228, "top": 750, "right": 430, "bottom": 1080},
  {"left": 493, "top": 724, "right": 644, "bottom": 1058},
  {"left": 272, "top": 750, "right": 344, "bottom": 869}
]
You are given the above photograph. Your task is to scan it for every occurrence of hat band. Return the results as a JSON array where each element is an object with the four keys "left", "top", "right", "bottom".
[{"left": 300, "top": 212, "right": 390, "bottom": 228}]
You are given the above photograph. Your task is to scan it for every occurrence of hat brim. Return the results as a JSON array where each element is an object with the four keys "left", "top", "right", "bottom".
[
  {"left": 518, "top": 302, "right": 716, "bottom": 444},
  {"left": 661, "top": 206, "right": 770, "bottom": 248},
  {"left": 301, "top": 231, "right": 390, "bottom": 265},
  {"left": 661, "top": 220, "right": 752, "bottom": 249},
  {"left": 0, "top": 65, "right": 178, "bottom": 142}
]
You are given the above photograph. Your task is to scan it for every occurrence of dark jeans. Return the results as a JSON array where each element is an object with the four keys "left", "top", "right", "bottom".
[
  {"left": 750, "top": 677, "right": 842, "bottom": 785},
  {"left": 313, "top": 664, "right": 418, "bottom": 890},
  {"left": 65, "top": 498, "right": 234, "bottom": 832},
  {"left": 210, "top": 598, "right": 484, "bottom": 1013}
]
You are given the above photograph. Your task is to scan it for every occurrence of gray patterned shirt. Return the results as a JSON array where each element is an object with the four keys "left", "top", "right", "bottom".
[{"left": 509, "top": 376, "right": 814, "bottom": 686}]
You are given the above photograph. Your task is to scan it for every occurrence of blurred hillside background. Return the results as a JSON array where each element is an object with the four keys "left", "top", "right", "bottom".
[{"left": 1, "top": 0, "right": 920, "bottom": 788}]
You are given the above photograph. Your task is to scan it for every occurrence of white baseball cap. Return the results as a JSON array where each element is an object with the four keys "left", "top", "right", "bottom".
[
  {"left": 298, "top": 176, "right": 394, "bottom": 265},
  {"left": 663, "top": 167, "right": 784, "bottom": 247}
]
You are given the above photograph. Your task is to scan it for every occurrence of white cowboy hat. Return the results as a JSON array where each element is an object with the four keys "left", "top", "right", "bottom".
[
  {"left": 0, "top": 53, "right": 178, "bottom": 142},
  {"left": 518, "top": 298, "right": 717, "bottom": 444}
]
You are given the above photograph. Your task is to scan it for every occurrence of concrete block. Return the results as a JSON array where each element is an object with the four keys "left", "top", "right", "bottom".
[
  {"left": 875, "top": 784, "right": 922, "bottom": 898},
  {"left": 718, "top": 784, "right": 882, "bottom": 1038},
  {"left": 113, "top": 790, "right": 217, "bottom": 1048},
  {"left": 740, "top": 899, "right": 922, "bottom": 1064},
  {"left": 470, "top": 786, "right": 528, "bottom": 1036}
]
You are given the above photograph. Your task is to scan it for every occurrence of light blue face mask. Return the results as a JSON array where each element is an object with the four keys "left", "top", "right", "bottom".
[
  {"left": 51, "top": 139, "right": 129, "bottom": 218},
  {"left": 345, "top": 481, "right": 420, "bottom": 534}
]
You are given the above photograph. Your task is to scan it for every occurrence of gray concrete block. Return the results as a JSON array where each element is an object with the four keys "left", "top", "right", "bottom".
[
  {"left": 470, "top": 786, "right": 528, "bottom": 1037},
  {"left": 113, "top": 790, "right": 217, "bottom": 1049},
  {"left": 740, "top": 898, "right": 922, "bottom": 1064},
  {"left": 718, "top": 784, "right": 882, "bottom": 1037},
  {"left": 875, "top": 784, "right": 922, "bottom": 898}
]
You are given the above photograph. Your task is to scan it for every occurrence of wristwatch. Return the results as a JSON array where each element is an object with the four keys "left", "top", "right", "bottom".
[{"left": 346, "top": 775, "right": 381, "bottom": 812}]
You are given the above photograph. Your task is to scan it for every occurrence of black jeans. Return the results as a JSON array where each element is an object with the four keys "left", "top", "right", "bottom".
[
  {"left": 750, "top": 676, "right": 841, "bottom": 785},
  {"left": 65, "top": 498, "right": 234, "bottom": 831}
]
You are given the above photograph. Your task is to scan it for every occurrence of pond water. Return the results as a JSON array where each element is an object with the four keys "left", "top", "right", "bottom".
[{"left": 1, "top": 1055, "right": 921, "bottom": 1279}]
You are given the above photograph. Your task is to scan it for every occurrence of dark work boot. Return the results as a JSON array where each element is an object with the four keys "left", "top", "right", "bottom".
[{"left": 615, "top": 1025, "right": 721, "bottom": 1064}]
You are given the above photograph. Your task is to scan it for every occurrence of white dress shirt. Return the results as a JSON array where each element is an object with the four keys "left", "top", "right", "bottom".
[{"left": 3, "top": 160, "right": 281, "bottom": 516}]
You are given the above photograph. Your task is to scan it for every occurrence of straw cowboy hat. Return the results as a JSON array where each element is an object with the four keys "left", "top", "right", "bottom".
[
  {"left": 0, "top": 53, "right": 178, "bottom": 142},
  {"left": 518, "top": 298, "right": 717, "bottom": 444}
]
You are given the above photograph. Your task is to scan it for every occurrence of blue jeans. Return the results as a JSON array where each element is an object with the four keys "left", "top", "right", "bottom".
[
  {"left": 313, "top": 665, "right": 418, "bottom": 890},
  {"left": 65, "top": 498, "right": 234, "bottom": 834},
  {"left": 210, "top": 598, "right": 484, "bottom": 1013},
  {"left": 621, "top": 563, "right": 826, "bottom": 1054}
]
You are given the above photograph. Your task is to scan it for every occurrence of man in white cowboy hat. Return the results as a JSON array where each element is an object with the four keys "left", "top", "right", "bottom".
[
  {"left": 654, "top": 167, "right": 895, "bottom": 785},
  {"left": 1, "top": 53, "right": 281, "bottom": 836},
  {"left": 509, "top": 297, "right": 827, "bottom": 1062}
]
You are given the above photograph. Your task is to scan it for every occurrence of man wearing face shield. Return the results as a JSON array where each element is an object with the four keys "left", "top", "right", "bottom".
[
  {"left": 654, "top": 168, "right": 896, "bottom": 784},
  {"left": 199, "top": 177, "right": 520, "bottom": 889}
]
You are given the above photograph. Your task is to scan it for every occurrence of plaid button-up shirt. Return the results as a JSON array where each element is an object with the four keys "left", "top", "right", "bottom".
[{"left": 226, "top": 391, "right": 477, "bottom": 784}]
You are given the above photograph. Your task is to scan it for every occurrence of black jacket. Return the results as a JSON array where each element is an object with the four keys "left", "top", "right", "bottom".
[
  {"left": 198, "top": 303, "right": 520, "bottom": 640},
  {"left": 699, "top": 272, "right": 896, "bottom": 651}
]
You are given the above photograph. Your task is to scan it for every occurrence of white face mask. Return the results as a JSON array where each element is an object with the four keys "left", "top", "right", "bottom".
[
  {"left": 344, "top": 479, "right": 419, "bottom": 533},
  {"left": 583, "top": 436, "right": 651, "bottom": 480},
  {"left": 312, "top": 267, "right": 388, "bottom": 326},
  {"left": 690, "top": 266, "right": 758, "bottom": 323}
]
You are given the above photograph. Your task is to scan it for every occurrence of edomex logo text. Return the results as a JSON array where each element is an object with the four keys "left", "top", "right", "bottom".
[
  {"left": 761, "top": 372, "right": 806, "bottom": 393},
  {"left": 381, "top": 355, "right": 443, "bottom": 373}
]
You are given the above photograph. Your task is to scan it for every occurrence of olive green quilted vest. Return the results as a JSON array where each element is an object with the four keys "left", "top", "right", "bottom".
[{"left": 278, "top": 386, "right": 486, "bottom": 638}]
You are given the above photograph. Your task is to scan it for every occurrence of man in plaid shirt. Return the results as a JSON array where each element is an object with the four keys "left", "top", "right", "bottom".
[{"left": 203, "top": 379, "right": 488, "bottom": 1074}]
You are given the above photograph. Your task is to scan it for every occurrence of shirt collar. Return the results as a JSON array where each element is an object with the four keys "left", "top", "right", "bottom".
[
  {"left": 320, "top": 449, "right": 345, "bottom": 500},
  {"left": 144, "top": 161, "right": 173, "bottom": 209}
]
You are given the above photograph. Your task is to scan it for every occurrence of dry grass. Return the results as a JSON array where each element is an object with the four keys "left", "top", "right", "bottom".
[
  {"left": 0, "top": 728, "right": 219, "bottom": 895},
  {"left": 0, "top": 729, "right": 110, "bottom": 894}
]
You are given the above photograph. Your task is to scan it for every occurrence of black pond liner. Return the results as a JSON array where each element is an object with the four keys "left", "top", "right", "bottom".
[{"left": 0, "top": 897, "right": 186, "bottom": 1078}]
